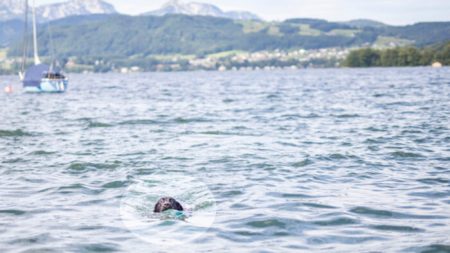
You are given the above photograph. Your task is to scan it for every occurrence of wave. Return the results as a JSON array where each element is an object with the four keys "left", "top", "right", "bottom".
[
  {"left": 119, "top": 117, "right": 211, "bottom": 126},
  {"left": 390, "top": 151, "right": 425, "bottom": 158},
  {"left": 0, "top": 209, "right": 27, "bottom": 216},
  {"left": 87, "top": 121, "right": 114, "bottom": 128},
  {"left": 369, "top": 224, "right": 424, "bottom": 232},
  {"left": 334, "top": 114, "right": 361, "bottom": 118},
  {"left": 29, "top": 150, "right": 56, "bottom": 156},
  {"left": 67, "top": 161, "right": 121, "bottom": 174},
  {"left": 246, "top": 219, "right": 287, "bottom": 229},
  {"left": 350, "top": 206, "right": 446, "bottom": 219},
  {"left": 0, "top": 129, "right": 31, "bottom": 137},
  {"left": 292, "top": 159, "right": 314, "bottom": 168},
  {"left": 57, "top": 183, "right": 103, "bottom": 195},
  {"left": 119, "top": 119, "right": 160, "bottom": 125},
  {"left": 414, "top": 244, "right": 450, "bottom": 253},
  {"left": 313, "top": 217, "right": 359, "bottom": 226},
  {"left": 317, "top": 153, "right": 358, "bottom": 161}
]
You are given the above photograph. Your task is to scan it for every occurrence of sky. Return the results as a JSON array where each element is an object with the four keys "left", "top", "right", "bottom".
[{"left": 37, "top": 0, "right": 450, "bottom": 25}]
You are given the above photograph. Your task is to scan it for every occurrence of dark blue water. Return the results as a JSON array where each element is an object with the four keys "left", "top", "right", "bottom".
[{"left": 1, "top": 68, "right": 449, "bottom": 252}]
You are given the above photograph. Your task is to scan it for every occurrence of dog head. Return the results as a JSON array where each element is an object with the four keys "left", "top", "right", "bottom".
[{"left": 154, "top": 197, "right": 184, "bottom": 213}]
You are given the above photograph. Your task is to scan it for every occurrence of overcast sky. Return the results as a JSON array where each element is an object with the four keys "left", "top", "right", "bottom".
[{"left": 37, "top": 0, "right": 450, "bottom": 25}]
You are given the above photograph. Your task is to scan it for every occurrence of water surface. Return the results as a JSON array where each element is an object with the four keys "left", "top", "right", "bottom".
[{"left": 0, "top": 68, "right": 449, "bottom": 252}]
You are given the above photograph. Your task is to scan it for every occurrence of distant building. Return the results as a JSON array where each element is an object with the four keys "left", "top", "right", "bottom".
[
  {"left": 432, "top": 62, "right": 443, "bottom": 68},
  {"left": 130, "top": 66, "right": 141, "bottom": 72},
  {"left": 218, "top": 65, "right": 227, "bottom": 72},
  {"left": 66, "top": 59, "right": 77, "bottom": 68}
]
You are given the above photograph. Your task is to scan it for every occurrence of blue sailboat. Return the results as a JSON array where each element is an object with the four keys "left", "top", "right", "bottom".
[{"left": 19, "top": 0, "right": 68, "bottom": 93}]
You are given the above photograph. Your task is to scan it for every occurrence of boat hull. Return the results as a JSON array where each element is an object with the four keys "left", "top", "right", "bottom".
[{"left": 24, "top": 78, "right": 68, "bottom": 93}]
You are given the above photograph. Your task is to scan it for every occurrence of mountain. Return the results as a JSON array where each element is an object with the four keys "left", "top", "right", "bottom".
[
  {"left": 0, "top": 14, "right": 115, "bottom": 47},
  {"left": 0, "top": 0, "right": 117, "bottom": 22},
  {"left": 37, "top": 0, "right": 117, "bottom": 21},
  {"left": 4, "top": 14, "right": 448, "bottom": 58},
  {"left": 0, "top": 0, "right": 24, "bottom": 21},
  {"left": 343, "top": 19, "right": 387, "bottom": 28},
  {"left": 225, "top": 11, "right": 260, "bottom": 21},
  {"left": 2, "top": 13, "right": 450, "bottom": 55},
  {"left": 381, "top": 22, "right": 450, "bottom": 46},
  {"left": 144, "top": 0, "right": 260, "bottom": 20},
  {"left": 0, "top": 18, "right": 23, "bottom": 46}
]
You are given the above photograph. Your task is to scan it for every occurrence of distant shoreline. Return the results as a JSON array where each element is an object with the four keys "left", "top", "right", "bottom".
[{"left": 2, "top": 65, "right": 449, "bottom": 78}]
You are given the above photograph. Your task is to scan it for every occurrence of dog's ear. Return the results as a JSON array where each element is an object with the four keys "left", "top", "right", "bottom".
[
  {"left": 172, "top": 200, "right": 184, "bottom": 211},
  {"left": 154, "top": 201, "right": 162, "bottom": 213}
]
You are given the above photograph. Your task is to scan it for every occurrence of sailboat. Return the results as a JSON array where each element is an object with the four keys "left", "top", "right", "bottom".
[{"left": 19, "top": 0, "right": 68, "bottom": 93}]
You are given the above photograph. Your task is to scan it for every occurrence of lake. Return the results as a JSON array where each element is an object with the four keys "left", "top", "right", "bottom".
[{"left": 1, "top": 68, "right": 449, "bottom": 252}]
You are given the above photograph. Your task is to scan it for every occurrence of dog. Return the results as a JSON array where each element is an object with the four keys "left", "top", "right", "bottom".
[{"left": 154, "top": 197, "right": 184, "bottom": 213}]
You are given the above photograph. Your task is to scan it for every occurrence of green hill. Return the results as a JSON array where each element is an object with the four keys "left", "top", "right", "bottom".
[
  {"left": 344, "top": 41, "right": 450, "bottom": 67},
  {"left": 380, "top": 22, "right": 450, "bottom": 46},
  {"left": 8, "top": 15, "right": 373, "bottom": 58},
  {"left": 4, "top": 14, "right": 450, "bottom": 59},
  {"left": 342, "top": 19, "right": 387, "bottom": 28},
  {"left": 0, "top": 19, "right": 24, "bottom": 47}
]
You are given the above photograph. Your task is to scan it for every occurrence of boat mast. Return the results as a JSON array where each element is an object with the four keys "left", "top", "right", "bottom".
[
  {"left": 32, "top": 0, "right": 41, "bottom": 65},
  {"left": 19, "top": 0, "right": 29, "bottom": 80}
]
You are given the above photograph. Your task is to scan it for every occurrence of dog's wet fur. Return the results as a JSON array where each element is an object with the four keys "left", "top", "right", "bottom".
[{"left": 154, "top": 197, "right": 184, "bottom": 213}]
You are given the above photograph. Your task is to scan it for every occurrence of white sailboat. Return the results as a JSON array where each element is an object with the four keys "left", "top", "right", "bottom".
[{"left": 20, "top": 0, "right": 68, "bottom": 93}]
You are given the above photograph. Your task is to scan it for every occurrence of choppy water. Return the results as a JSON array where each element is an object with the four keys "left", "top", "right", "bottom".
[{"left": 1, "top": 68, "right": 449, "bottom": 253}]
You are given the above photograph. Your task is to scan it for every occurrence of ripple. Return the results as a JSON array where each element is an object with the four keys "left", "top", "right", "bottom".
[
  {"left": 232, "top": 230, "right": 263, "bottom": 236},
  {"left": 120, "top": 174, "right": 216, "bottom": 245},
  {"left": 349, "top": 207, "right": 446, "bottom": 219},
  {"left": 417, "top": 178, "right": 450, "bottom": 185},
  {"left": 71, "top": 243, "right": 120, "bottom": 252},
  {"left": 318, "top": 153, "right": 354, "bottom": 161},
  {"left": 199, "top": 131, "right": 229, "bottom": 135},
  {"left": 390, "top": 151, "right": 425, "bottom": 159},
  {"left": 9, "top": 233, "right": 54, "bottom": 246},
  {"left": 416, "top": 244, "right": 450, "bottom": 253},
  {"left": 246, "top": 219, "right": 287, "bottom": 229},
  {"left": 119, "top": 119, "right": 159, "bottom": 125},
  {"left": 349, "top": 207, "right": 398, "bottom": 218},
  {"left": 302, "top": 202, "right": 337, "bottom": 209},
  {"left": 373, "top": 93, "right": 391, "bottom": 98},
  {"left": 364, "top": 138, "right": 386, "bottom": 144},
  {"left": 222, "top": 190, "right": 244, "bottom": 197},
  {"left": 408, "top": 190, "right": 450, "bottom": 199},
  {"left": 66, "top": 161, "right": 121, "bottom": 174},
  {"left": 222, "top": 98, "right": 234, "bottom": 103},
  {"left": 222, "top": 217, "right": 305, "bottom": 242},
  {"left": 119, "top": 117, "right": 211, "bottom": 126},
  {"left": 267, "top": 192, "right": 315, "bottom": 199},
  {"left": 365, "top": 126, "right": 388, "bottom": 132},
  {"left": 334, "top": 114, "right": 361, "bottom": 118},
  {"left": 30, "top": 150, "right": 56, "bottom": 156},
  {"left": 0, "top": 129, "right": 31, "bottom": 137},
  {"left": 0, "top": 209, "right": 26, "bottom": 216},
  {"left": 173, "top": 117, "right": 210, "bottom": 123},
  {"left": 307, "top": 235, "right": 386, "bottom": 245},
  {"left": 57, "top": 184, "right": 104, "bottom": 195},
  {"left": 2, "top": 158, "right": 27, "bottom": 164},
  {"left": 87, "top": 121, "right": 114, "bottom": 128},
  {"left": 101, "top": 180, "right": 128, "bottom": 189},
  {"left": 369, "top": 224, "right": 424, "bottom": 232},
  {"left": 292, "top": 159, "right": 314, "bottom": 168},
  {"left": 281, "top": 113, "right": 320, "bottom": 119},
  {"left": 313, "top": 217, "right": 359, "bottom": 226}
]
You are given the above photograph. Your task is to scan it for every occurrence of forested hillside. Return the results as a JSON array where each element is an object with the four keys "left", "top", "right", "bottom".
[
  {"left": 3, "top": 14, "right": 450, "bottom": 58},
  {"left": 344, "top": 41, "right": 450, "bottom": 67}
]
